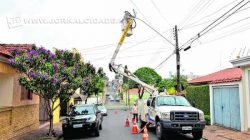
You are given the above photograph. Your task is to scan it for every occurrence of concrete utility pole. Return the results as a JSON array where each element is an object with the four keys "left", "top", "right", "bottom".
[{"left": 174, "top": 25, "right": 182, "bottom": 93}]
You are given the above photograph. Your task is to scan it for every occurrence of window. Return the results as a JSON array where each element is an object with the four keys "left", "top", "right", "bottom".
[{"left": 21, "top": 86, "right": 33, "bottom": 100}]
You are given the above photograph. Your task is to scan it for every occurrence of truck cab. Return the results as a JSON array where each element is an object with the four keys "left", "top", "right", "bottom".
[{"left": 141, "top": 95, "right": 205, "bottom": 140}]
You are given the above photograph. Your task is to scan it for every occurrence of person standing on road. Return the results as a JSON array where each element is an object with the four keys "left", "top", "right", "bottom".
[{"left": 131, "top": 102, "right": 138, "bottom": 123}]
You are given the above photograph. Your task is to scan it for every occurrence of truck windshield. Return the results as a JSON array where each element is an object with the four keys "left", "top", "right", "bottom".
[
  {"left": 157, "top": 96, "right": 191, "bottom": 106},
  {"left": 70, "top": 106, "right": 95, "bottom": 116}
]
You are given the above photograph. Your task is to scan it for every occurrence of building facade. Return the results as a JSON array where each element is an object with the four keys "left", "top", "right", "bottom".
[{"left": 0, "top": 44, "right": 40, "bottom": 139}]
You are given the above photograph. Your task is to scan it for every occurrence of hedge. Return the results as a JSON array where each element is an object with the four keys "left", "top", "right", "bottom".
[{"left": 186, "top": 85, "right": 210, "bottom": 115}]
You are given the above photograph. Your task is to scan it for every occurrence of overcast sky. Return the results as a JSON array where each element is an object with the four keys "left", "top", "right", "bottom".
[{"left": 0, "top": 0, "right": 250, "bottom": 79}]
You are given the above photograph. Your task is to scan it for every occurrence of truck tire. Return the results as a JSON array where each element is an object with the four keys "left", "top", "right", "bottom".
[
  {"left": 139, "top": 115, "right": 146, "bottom": 129},
  {"left": 192, "top": 131, "right": 203, "bottom": 140},
  {"left": 156, "top": 122, "right": 164, "bottom": 140}
]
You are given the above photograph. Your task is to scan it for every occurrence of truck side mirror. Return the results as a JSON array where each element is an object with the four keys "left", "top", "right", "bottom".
[
  {"left": 147, "top": 100, "right": 151, "bottom": 106},
  {"left": 191, "top": 102, "right": 196, "bottom": 107}
]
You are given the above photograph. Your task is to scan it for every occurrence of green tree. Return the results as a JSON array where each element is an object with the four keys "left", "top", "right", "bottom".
[
  {"left": 125, "top": 67, "right": 162, "bottom": 88},
  {"left": 81, "top": 67, "right": 105, "bottom": 104},
  {"left": 9, "top": 46, "right": 91, "bottom": 136},
  {"left": 157, "top": 75, "right": 188, "bottom": 94}
]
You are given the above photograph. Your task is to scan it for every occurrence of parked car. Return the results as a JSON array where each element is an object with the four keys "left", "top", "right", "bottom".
[
  {"left": 115, "top": 96, "right": 121, "bottom": 102},
  {"left": 97, "top": 105, "right": 108, "bottom": 116},
  {"left": 109, "top": 96, "right": 114, "bottom": 101},
  {"left": 62, "top": 104, "right": 103, "bottom": 138}
]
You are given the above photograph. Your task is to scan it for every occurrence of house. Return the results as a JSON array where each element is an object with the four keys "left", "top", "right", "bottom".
[
  {"left": 0, "top": 44, "right": 40, "bottom": 139},
  {"left": 188, "top": 67, "right": 246, "bottom": 131},
  {"left": 231, "top": 56, "right": 250, "bottom": 132}
]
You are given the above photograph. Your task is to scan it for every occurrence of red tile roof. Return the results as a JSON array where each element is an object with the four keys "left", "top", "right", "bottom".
[
  {"left": 0, "top": 44, "right": 33, "bottom": 57},
  {"left": 188, "top": 68, "right": 242, "bottom": 84}
]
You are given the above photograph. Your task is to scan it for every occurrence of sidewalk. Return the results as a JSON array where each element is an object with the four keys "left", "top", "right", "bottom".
[
  {"left": 203, "top": 125, "right": 250, "bottom": 140},
  {"left": 11, "top": 122, "right": 62, "bottom": 140}
]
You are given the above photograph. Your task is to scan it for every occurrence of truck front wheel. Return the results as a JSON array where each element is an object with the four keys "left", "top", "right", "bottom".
[
  {"left": 192, "top": 131, "right": 203, "bottom": 140},
  {"left": 156, "top": 122, "right": 164, "bottom": 140}
]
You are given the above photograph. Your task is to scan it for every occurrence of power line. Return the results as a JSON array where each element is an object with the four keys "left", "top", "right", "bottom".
[
  {"left": 149, "top": 0, "right": 172, "bottom": 26},
  {"left": 199, "top": 1, "right": 249, "bottom": 37},
  {"left": 181, "top": 5, "right": 250, "bottom": 30},
  {"left": 180, "top": 0, "right": 248, "bottom": 50},
  {"left": 91, "top": 29, "right": 173, "bottom": 62},
  {"left": 154, "top": 51, "right": 175, "bottom": 70},
  {"left": 182, "top": 0, "right": 239, "bottom": 29},
  {"left": 180, "top": 0, "right": 216, "bottom": 28},
  {"left": 128, "top": 0, "right": 152, "bottom": 25},
  {"left": 154, "top": 0, "right": 249, "bottom": 71},
  {"left": 179, "top": 0, "right": 205, "bottom": 26},
  {"left": 207, "top": 16, "right": 250, "bottom": 34}
]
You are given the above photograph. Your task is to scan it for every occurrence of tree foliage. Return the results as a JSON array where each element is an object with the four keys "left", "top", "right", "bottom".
[
  {"left": 125, "top": 67, "right": 162, "bottom": 88},
  {"left": 9, "top": 46, "right": 93, "bottom": 136},
  {"left": 157, "top": 75, "right": 188, "bottom": 93}
]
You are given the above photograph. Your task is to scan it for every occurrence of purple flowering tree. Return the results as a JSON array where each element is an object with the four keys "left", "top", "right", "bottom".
[{"left": 9, "top": 46, "right": 94, "bottom": 136}]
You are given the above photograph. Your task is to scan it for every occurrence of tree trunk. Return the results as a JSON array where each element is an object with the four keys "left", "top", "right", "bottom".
[
  {"left": 47, "top": 101, "right": 55, "bottom": 137},
  {"left": 48, "top": 113, "right": 54, "bottom": 136}
]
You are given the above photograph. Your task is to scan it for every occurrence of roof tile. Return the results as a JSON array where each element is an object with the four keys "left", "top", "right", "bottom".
[{"left": 188, "top": 68, "right": 242, "bottom": 84}]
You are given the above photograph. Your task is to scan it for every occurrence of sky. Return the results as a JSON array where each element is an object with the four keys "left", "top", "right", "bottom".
[{"left": 0, "top": 0, "right": 250, "bottom": 80}]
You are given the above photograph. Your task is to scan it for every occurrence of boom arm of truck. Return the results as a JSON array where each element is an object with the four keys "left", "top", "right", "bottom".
[{"left": 109, "top": 12, "right": 158, "bottom": 96}]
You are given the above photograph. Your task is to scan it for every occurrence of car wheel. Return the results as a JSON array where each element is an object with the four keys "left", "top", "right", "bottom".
[
  {"left": 94, "top": 124, "right": 100, "bottom": 137},
  {"left": 99, "top": 123, "right": 103, "bottom": 130},
  {"left": 156, "top": 122, "right": 164, "bottom": 140},
  {"left": 62, "top": 130, "right": 70, "bottom": 139},
  {"left": 192, "top": 131, "right": 203, "bottom": 140}
]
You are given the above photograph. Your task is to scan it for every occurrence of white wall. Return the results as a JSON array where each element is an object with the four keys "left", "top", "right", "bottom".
[
  {"left": 244, "top": 68, "right": 250, "bottom": 130},
  {"left": 0, "top": 73, "right": 14, "bottom": 106}
]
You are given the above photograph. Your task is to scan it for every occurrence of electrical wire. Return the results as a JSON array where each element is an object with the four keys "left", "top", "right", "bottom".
[
  {"left": 206, "top": 16, "right": 250, "bottom": 34},
  {"left": 179, "top": 0, "right": 205, "bottom": 27},
  {"left": 181, "top": 5, "right": 250, "bottom": 30},
  {"left": 180, "top": 0, "right": 215, "bottom": 28},
  {"left": 182, "top": 0, "right": 239, "bottom": 30},
  {"left": 199, "top": 1, "right": 249, "bottom": 37},
  {"left": 128, "top": 0, "right": 152, "bottom": 25},
  {"left": 149, "top": 0, "right": 172, "bottom": 26},
  {"left": 154, "top": 51, "right": 175, "bottom": 70},
  {"left": 154, "top": 0, "right": 249, "bottom": 71},
  {"left": 180, "top": 0, "right": 248, "bottom": 50},
  {"left": 91, "top": 29, "right": 173, "bottom": 62}
]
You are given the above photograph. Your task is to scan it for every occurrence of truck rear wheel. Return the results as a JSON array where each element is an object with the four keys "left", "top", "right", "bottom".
[
  {"left": 139, "top": 115, "right": 146, "bottom": 129},
  {"left": 192, "top": 131, "right": 203, "bottom": 140},
  {"left": 156, "top": 122, "right": 164, "bottom": 140}
]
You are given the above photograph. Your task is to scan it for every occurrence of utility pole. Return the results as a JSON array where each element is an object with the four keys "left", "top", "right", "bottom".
[{"left": 174, "top": 25, "right": 182, "bottom": 93}]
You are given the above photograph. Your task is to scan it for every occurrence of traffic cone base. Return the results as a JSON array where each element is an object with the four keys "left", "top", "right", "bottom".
[
  {"left": 132, "top": 118, "right": 135, "bottom": 124},
  {"left": 131, "top": 122, "right": 138, "bottom": 134},
  {"left": 142, "top": 127, "right": 149, "bottom": 140},
  {"left": 125, "top": 118, "right": 130, "bottom": 127}
]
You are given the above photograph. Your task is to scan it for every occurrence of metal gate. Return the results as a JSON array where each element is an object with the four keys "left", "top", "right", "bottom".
[{"left": 213, "top": 86, "right": 240, "bottom": 130}]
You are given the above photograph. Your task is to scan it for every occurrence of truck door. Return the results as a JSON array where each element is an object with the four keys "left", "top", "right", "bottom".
[{"left": 148, "top": 97, "right": 156, "bottom": 123}]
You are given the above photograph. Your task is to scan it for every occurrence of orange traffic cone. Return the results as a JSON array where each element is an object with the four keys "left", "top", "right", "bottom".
[
  {"left": 131, "top": 122, "right": 138, "bottom": 134},
  {"left": 125, "top": 118, "right": 130, "bottom": 127},
  {"left": 132, "top": 118, "right": 135, "bottom": 123},
  {"left": 142, "top": 127, "right": 149, "bottom": 140}
]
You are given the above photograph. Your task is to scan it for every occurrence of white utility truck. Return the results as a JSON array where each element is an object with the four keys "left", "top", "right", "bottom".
[{"left": 109, "top": 11, "right": 205, "bottom": 140}]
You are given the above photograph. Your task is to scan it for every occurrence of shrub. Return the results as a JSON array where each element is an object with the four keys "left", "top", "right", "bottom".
[
  {"left": 205, "top": 115, "right": 210, "bottom": 125},
  {"left": 186, "top": 85, "right": 210, "bottom": 115}
]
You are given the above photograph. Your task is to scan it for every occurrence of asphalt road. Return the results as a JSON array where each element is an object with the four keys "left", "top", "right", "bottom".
[{"left": 60, "top": 86, "right": 203, "bottom": 140}]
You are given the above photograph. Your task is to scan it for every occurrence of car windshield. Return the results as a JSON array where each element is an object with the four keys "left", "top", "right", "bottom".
[
  {"left": 157, "top": 96, "right": 191, "bottom": 106},
  {"left": 97, "top": 106, "right": 106, "bottom": 110},
  {"left": 70, "top": 106, "right": 95, "bottom": 115}
]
